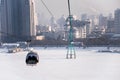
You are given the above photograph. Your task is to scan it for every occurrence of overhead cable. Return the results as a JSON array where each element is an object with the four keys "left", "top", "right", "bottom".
[{"left": 40, "top": 0, "right": 54, "bottom": 17}]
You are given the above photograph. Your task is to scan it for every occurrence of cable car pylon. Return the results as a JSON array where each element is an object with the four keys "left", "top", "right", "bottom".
[{"left": 66, "top": 0, "right": 76, "bottom": 59}]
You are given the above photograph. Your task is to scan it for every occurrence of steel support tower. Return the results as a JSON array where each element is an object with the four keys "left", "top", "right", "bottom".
[{"left": 66, "top": 0, "right": 76, "bottom": 59}]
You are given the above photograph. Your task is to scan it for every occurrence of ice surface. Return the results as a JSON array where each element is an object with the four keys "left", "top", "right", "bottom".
[{"left": 0, "top": 47, "right": 120, "bottom": 80}]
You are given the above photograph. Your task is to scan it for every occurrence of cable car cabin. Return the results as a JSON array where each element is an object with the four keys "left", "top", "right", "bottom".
[{"left": 26, "top": 51, "right": 39, "bottom": 65}]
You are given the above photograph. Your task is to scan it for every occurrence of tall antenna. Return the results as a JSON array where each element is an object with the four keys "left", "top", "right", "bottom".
[{"left": 66, "top": 0, "right": 76, "bottom": 59}]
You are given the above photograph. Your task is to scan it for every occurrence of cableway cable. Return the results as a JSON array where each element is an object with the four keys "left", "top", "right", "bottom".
[{"left": 40, "top": 0, "right": 54, "bottom": 17}]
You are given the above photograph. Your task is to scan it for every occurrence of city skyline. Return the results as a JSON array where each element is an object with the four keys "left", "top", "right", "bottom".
[{"left": 35, "top": 0, "right": 120, "bottom": 19}]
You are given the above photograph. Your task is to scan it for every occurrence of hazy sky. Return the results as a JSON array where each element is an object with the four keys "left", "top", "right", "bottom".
[{"left": 35, "top": 0, "right": 120, "bottom": 19}]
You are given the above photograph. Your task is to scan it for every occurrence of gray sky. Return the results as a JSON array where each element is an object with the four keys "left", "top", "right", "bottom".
[{"left": 35, "top": 0, "right": 120, "bottom": 19}]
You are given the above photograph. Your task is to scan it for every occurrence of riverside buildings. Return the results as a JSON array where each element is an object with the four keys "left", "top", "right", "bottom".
[
  {"left": 0, "top": 0, "right": 36, "bottom": 42},
  {"left": 114, "top": 9, "right": 120, "bottom": 34}
]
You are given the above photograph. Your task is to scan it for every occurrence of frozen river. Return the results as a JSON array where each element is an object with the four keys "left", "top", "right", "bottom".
[{"left": 0, "top": 47, "right": 120, "bottom": 80}]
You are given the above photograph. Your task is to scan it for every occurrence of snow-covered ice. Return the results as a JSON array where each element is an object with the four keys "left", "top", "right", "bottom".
[{"left": 0, "top": 47, "right": 120, "bottom": 80}]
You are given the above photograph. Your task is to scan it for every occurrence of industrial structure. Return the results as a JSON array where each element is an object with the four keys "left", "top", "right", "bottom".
[{"left": 66, "top": 0, "right": 76, "bottom": 59}]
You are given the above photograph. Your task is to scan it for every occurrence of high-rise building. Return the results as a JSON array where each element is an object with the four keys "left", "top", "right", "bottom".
[
  {"left": 99, "top": 14, "right": 107, "bottom": 29},
  {"left": 0, "top": 0, "right": 36, "bottom": 42},
  {"left": 108, "top": 13, "right": 113, "bottom": 20},
  {"left": 81, "top": 14, "right": 88, "bottom": 21},
  {"left": 106, "top": 19, "right": 114, "bottom": 33},
  {"left": 114, "top": 9, "right": 120, "bottom": 34}
]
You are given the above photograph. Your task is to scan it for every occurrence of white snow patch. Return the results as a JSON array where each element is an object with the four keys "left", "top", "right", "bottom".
[{"left": 0, "top": 47, "right": 120, "bottom": 80}]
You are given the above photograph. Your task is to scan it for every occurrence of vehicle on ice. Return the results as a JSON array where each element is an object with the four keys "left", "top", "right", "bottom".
[{"left": 2, "top": 43, "right": 22, "bottom": 53}]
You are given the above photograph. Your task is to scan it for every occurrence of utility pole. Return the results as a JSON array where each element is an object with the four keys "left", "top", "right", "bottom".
[
  {"left": 66, "top": 0, "right": 76, "bottom": 59},
  {"left": 26, "top": 40, "right": 31, "bottom": 51}
]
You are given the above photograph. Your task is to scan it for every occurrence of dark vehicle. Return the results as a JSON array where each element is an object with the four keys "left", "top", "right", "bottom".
[{"left": 26, "top": 51, "right": 39, "bottom": 65}]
